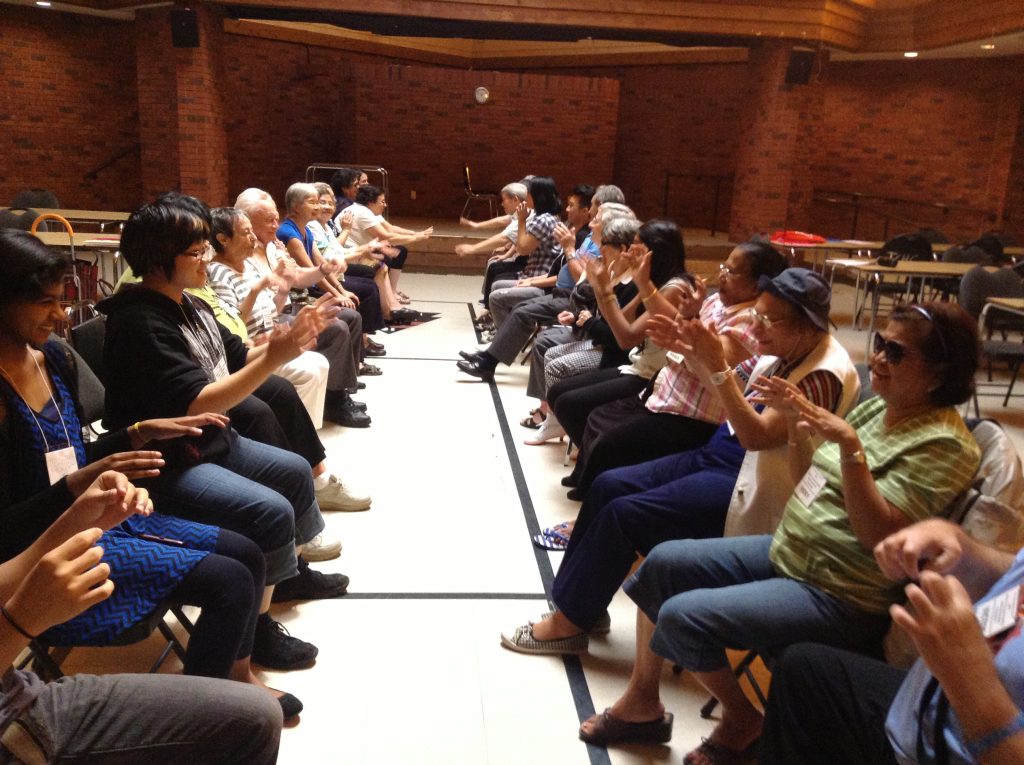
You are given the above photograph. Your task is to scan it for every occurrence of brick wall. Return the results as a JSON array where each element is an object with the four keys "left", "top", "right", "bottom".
[
  {"left": 800, "top": 56, "right": 1024, "bottom": 242},
  {"left": 343, "top": 63, "right": 619, "bottom": 218},
  {"left": 134, "top": 8, "right": 179, "bottom": 200},
  {"left": 4, "top": 5, "right": 1024, "bottom": 245},
  {"left": 0, "top": 6, "right": 141, "bottom": 211},
  {"left": 220, "top": 34, "right": 354, "bottom": 205},
  {"left": 611, "top": 63, "right": 748, "bottom": 226}
]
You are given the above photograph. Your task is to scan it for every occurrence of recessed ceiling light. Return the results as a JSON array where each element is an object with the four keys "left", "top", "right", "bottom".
[
  {"left": 36, "top": 1, "right": 52, "bottom": 5},
  {"left": 981, "top": 43, "right": 996, "bottom": 50},
  {"left": 904, "top": 51, "right": 918, "bottom": 58}
]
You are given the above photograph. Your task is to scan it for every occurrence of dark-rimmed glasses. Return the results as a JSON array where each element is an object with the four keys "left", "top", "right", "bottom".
[{"left": 181, "top": 243, "right": 212, "bottom": 262}]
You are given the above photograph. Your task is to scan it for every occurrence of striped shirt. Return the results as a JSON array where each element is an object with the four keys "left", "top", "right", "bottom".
[
  {"left": 770, "top": 396, "right": 981, "bottom": 614},
  {"left": 644, "top": 293, "right": 758, "bottom": 423},
  {"left": 206, "top": 261, "right": 277, "bottom": 339}
]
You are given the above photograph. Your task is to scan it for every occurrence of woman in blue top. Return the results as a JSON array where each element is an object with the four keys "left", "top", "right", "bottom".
[{"left": 0, "top": 230, "right": 301, "bottom": 718}]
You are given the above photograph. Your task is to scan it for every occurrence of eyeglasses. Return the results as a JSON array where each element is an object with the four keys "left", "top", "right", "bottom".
[
  {"left": 181, "top": 243, "right": 213, "bottom": 262},
  {"left": 873, "top": 332, "right": 911, "bottom": 365},
  {"left": 718, "top": 263, "right": 744, "bottom": 277},
  {"left": 751, "top": 309, "right": 793, "bottom": 330}
]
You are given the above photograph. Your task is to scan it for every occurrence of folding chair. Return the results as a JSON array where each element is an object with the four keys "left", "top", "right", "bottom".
[
  {"left": 460, "top": 164, "right": 500, "bottom": 220},
  {"left": 21, "top": 603, "right": 194, "bottom": 681}
]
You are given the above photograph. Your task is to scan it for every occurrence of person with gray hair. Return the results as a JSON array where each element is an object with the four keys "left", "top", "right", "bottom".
[
  {"left": 455, "top": 183, "right": 606, "bottom": 383},
  {"left": 455, "top": 180, "right": 533, "bottom": 316},
  {"left": 516, "top": 199, "right": 635, "bottom": 433},
  {"left": 237, "top": 188, "right": 370, "bottom": 428}
]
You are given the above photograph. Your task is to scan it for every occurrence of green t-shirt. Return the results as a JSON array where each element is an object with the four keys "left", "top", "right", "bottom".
[{"left": 769, "top": 396, "right": 981, "bottom": 613}]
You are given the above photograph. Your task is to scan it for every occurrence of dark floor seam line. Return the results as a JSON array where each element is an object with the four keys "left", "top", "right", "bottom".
[
  {"left": 482, "top": 298, "right": 609, "bottom": 765},
  {"left": 340, "top": 593, "right": 549, "bottom": 600},
  {"left": 367, "top": 356, "right": 476, "bottom": 362}
]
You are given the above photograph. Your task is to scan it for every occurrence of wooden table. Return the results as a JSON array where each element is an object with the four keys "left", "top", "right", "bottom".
[
  {"left": 779, "top": 239, "right": 1024, "bottom": 274},
  {"left": 844, "top": 260, "right": 984, "bottom": 357},
  {"left": 27, "top": 208, "right": 129, "bottom": 231},
  {"left": 33, "top": 232, "right": 122, "bottom": 287}
]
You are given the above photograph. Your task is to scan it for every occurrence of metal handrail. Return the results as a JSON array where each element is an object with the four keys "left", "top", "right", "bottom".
[
  {"left": 662, "top": 172, "right": 733, "bottom": 237},
  {"left": 305, "top": 164, "right": 390, "bottom": 221},
  {"left": 813, "top": 188, "right": 997, "bottom": 239}
]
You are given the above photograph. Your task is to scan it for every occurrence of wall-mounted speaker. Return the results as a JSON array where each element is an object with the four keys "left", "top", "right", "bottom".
[
  {"left": 171, "top": 8, "right": 199, "bottom": 49},
  {"left": 785, "top": 50, "right": 816, "bottom": 85}
]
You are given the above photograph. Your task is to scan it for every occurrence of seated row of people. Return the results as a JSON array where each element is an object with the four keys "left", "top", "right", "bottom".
[
  {"left": 0, "top": 185, "right": 390, "bottom": 749},
  {"left": 460, "top": 177, "right": 1011, "bottom": 764}
]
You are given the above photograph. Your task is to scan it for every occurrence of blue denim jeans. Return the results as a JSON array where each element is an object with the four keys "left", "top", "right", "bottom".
[
  {"left": 624, "top": 536, "right": 890, "bottom": 673},
  {"left": 6, "top": 673, "right": 280, "bottom": 764},
  {"left": 144, "top": 433, "right": 324, "bottom": 584}
]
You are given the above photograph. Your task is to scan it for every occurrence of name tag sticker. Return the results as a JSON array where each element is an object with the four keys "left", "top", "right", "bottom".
[
  {"left": 45, "top": 446, "right": 78, "bottom": 486},
  {"left": 793, "top": 466, "right": 827, "bottom": 506},
  {"left": 976, "top": 585, "right": 1021, "bottom": 639}
]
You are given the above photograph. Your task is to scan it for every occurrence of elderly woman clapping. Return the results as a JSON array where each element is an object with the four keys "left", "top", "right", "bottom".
[{"left": 569, "top": 302, "right": 984, "bottom": 765}]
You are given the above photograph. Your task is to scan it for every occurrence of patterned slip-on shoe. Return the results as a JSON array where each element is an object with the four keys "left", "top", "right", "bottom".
[{"left": 500, "top": 623, "right": 588, "bottom": 656}]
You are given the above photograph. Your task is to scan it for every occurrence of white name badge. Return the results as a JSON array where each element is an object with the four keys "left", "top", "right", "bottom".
[
  {"left": 793, "top": 465, "right": 827, "bottom": 506},
  {"left": 976, "top": 585, "right": 1021, "bottom": 639},
  {"left": 45, "top": 446, "right": 78, "bottom": 486}
]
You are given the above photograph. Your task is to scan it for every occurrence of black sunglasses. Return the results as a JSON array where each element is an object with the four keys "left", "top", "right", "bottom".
[{"left": 873, "top": 332, "right": 910, "bottom": 365}]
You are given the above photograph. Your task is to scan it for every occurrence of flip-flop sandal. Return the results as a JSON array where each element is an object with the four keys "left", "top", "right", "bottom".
[
  {"left": 531, "top": 522, "right": 573, "bottom": 550},
  {"left": 683, "top": 737, "right": 760, "bottom": 765},
  {"left": 578, "top": 708, "right": 674, "bottom": 746}
]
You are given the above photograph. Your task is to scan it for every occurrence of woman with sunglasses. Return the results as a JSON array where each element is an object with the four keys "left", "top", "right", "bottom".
[{"left": 568, "top": 302, "right": 982, "bottom": 765}]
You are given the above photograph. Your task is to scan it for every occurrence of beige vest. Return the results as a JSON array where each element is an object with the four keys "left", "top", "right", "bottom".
[{"left": 723, "top": 334, "right": 860, "bottom": 537}]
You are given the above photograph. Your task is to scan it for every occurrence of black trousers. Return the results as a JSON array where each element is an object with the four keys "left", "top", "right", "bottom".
[
  {"left": 760, "top": 643, "right": 904, "bottom": 765},
  {"left": 228, "top": 375, "right": 327, "bottom": 469},
  {"left": 343, "top": 274, "right": 385, "bottom": 333},
  {"left": 481, "top": 257, "right": 526, "bottom": 308},
  {"left": 558, "top": 390, "right": 718, "bottom": 493},
  {"left": 172, "top": 528, "right": 265, "bottom": 677},
  {"left": 549, "top": 367, "right": 638, "bottom": 444}
]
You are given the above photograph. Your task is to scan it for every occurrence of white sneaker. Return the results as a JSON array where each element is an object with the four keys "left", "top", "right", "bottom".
[
  {"left": 315, "top": 475, "right": 372, "bottom": 512},
  {"left": 524, "top": 414, "right": 566, "bottom": 445},
  {"left": 303, "top": 532, "right": 342, "bottom": 562}
]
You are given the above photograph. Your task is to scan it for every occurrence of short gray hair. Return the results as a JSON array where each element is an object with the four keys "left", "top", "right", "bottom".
[
  {"left": 234, "top": 187, "right": 273, "bottom": 216},
  {"left": 284, "top": 182, "right": 319, "bottom": 214},
  {"left": 602, "top": 217, "right": 641, "bottom": 247},
  {"left": 313, "top": 182, "right": 334, "bottom": 198},
  {"left": 596, "top": 202, "right": 636, "bottom": 228},
  {"left": 593, "top": 184, "right": 625, "bottom": 206},
  {"left": 501, "top": 182, "right": 528, "bottom": 201}
]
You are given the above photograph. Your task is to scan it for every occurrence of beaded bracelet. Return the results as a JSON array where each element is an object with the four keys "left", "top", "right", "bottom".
[
  {"left": 966, "top": 710, "right": 1024, "bottom": 758},
  {"left": 0, "top": 604, "right": 37, "bottom": 640}
]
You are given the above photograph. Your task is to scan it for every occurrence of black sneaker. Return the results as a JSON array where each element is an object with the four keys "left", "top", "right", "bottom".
[
  {"left": 325, "top": 400, "right": 371, "bottom": 428},
  {"left": 252, "top": 613, "right": 318, "bottom": 670},
  {"left": 272, "top": 557, "right": 350, "bottom": 602}
]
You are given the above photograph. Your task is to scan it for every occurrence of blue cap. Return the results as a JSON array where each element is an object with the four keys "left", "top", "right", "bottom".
[{"left": 757, "top": 267, "right": 831, "bottom": 331}]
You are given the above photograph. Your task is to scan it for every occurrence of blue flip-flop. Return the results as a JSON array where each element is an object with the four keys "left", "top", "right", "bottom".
[{"left": 532, "top": 522, "right": 572, "bottom": 551}]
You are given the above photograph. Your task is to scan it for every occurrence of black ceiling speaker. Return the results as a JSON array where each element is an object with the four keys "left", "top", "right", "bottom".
[
  {"left": 785, "top": 50, "right": 816, "bottom": 85},
  {"left": 171, "top": 8, "right": 200, "bottom": 48}
]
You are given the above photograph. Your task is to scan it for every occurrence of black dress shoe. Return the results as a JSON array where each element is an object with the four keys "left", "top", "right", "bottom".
[
  {"left": 560, "top": 475, "right": 577, "bottom": 488},
  {"left": 364, "top": 344, "right": 386, "bottom": 357},
  {"left": 459, "top": 350, "right": 483, "bottom": 362},
  {"left": 456, "top": 358, "right": 495, "bottom": 382}
]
